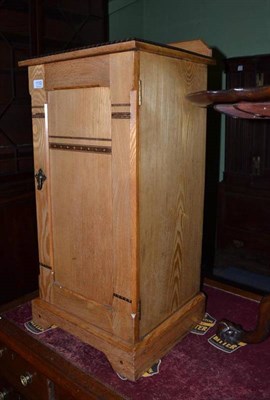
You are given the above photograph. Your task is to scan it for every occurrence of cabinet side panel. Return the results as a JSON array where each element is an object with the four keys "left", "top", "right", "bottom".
[{"left": 139, "top": 52, "right": 207, "bottom": 336}]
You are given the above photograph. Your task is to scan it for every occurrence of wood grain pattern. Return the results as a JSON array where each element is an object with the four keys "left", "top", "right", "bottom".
[
  {"left": 129, "top": 89, "right": 140, "bottom": 340},
  {"left": 50, "top": 149, "right": 113, "bottom": 305},
  {"left": 139, "top": 52, "right": 207, "bottom": 336},
  {"left": 133, "top": 292, "right": 205, "bottom": 378},
  {"left": 24, "top": 41, "right": 211, "bottom": 380},
  {"left": 19, "top": 40, "right": 214, "bottom": 68},
  {"left": 48, "top": 87, "right": 111, "bottom": 139},
  {"left": 110, "top": 52, "right": 138, "bottom": 342},
  {"left": 31, "top": 292, "right": 204, "bottom": 381},
  {"left": 45, "top": 55, "right": 109, "bottom": 91},
  {"left": 187, "top": 85, "right": 270, "bottom": 107},
  {"left": 39, "top": 265, "right": 54, "bottom": 303},
  {"left": 52, "top": 284, "right": 113, "bottom": 334},
  {"left": 29, "top": 66, "right": 54, "bottom": 281},
  {"left": 29, "top": 65, "right": 47, "bottom": 106},
  {"left": 49, "top": 137, "right": 111, "bottom": 146},
  {"left": 169, "top": 39, "right": 212, "bottom": 57}
]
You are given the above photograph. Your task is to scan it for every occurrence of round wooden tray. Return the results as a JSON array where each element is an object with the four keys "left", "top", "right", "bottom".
[{"left": 186, "top": 86, "right": 270, "bottom": 119}]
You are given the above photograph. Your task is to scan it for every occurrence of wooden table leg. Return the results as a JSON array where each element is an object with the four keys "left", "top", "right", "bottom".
[{"left": 216, "top": 295, "right": 270, "bottom": 344}]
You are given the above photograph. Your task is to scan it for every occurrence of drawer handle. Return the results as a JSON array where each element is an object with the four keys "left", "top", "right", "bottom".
[
  {"left": 0, "top": 389, "right": 10, "bottom": 399},
  {"left": 0, "top": 348, "right": 7, "bottom": 358},
  {"left": 20, "top": 372, "right": 33, "bottom": 386}
]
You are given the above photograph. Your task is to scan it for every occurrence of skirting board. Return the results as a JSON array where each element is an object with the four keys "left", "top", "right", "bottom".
[{"left": 31, "top": 292, "right": 205, "bottom": 381}]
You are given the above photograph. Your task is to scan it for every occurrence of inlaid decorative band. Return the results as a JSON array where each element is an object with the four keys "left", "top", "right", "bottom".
[
  {"left": 112, "top": 112, "right": 131, "bottom": 119},
  {"left": 32, "top": 113, "right": 45, "bottom": 118},
  {"left": 112, "top": 103, "right": 131, "bottom": 107},
  {"left": 49, "top": 143, "right": 111, "bottom": 154},
  {"left": 113, "top": 293, "right": 132, "bottom": 303},
  {"left": 40, "top": 262, "right": 52, "bottom": 270}
]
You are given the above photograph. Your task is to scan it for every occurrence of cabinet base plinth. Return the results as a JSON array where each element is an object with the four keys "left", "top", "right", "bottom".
[{"left": 32, "top": 293, "right": 205, "bottom": 381}]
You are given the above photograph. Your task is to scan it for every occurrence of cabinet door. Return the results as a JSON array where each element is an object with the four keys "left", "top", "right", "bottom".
[
  {"left": 30, "top": 52, "right": 138, "bottom": 343},
  {"left": 45, "top": 87, "right": 115, "bottom": 333}
]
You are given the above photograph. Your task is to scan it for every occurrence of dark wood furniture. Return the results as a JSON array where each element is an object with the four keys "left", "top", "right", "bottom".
[
  {"left": 0, "top": 294, "right": 122, "bottom": 400},
  {"left": 187, "top": 81, "right": 270, "bottom": 346},
  {"left": 0, "top": 0, "right": 108, "bottom": 305},
  {"left": 216, "top": 54, "right": 270, "bottom": 276}
]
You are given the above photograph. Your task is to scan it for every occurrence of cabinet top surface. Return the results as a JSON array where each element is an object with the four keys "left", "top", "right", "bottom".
[{"left": 19, "top": 38, "right": 214, "bottom": 67}]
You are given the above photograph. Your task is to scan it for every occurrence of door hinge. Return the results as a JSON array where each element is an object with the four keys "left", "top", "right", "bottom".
[{"left": 138, "top": 80, "right": 142, "bottom": 106}]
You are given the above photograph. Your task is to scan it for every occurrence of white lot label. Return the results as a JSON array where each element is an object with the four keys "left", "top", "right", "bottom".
[{"left": 33, "top": 79, "right": 44, "bottom": 89}]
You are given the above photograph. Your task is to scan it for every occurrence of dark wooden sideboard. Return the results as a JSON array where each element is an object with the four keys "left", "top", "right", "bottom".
[
  {"left": 216, "top": 54, "right": 270, "bottom": 276},
  {"left": 0, "top": 294, "right": 123, "bottom": 400}
]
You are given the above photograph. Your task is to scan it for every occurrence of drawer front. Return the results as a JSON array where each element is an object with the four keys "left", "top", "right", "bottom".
[
  {"left": 0, "top": 342, "right": 51, "bottom": 400},
  {"left": 54, "top": 386, "right": 77, "bottom": 400},
  {"left": 45, "top": 54, "right": 110, "bottom": 91},
  {"left": 0, "top": 377, "right": 25, "bottom": 400}
]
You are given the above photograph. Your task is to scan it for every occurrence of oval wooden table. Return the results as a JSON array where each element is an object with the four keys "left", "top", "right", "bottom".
[
  {"left": 186, "top": 85, "right": 270, "bottom": 119},
  {"left": 187, "top": 85, "right": 270, "bottom": 345}
]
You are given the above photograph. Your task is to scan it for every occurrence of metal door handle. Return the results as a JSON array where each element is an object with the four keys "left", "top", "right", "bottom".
[{"left": 35, "top": 169, "right": 47, "bottom": 190}]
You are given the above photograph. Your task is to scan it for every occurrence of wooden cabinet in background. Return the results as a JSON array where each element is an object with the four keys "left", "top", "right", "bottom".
[
  {"left": 216, "top": 54, "right": 270, "bottom": 275},
  {"left": 20, "top": 39, "right": 213, "bottom": 380}
]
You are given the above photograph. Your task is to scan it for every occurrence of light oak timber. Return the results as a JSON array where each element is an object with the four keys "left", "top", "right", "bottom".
[
  {"left": 32, "top": 292, "right": 205, "bottom": 381},
  {"left": 23, "top": 39, "right": 212, "bottom": 380},
  {"left": 139, "top": 52, "right": 207, "bottom": 336},
  {"left": 45, "top": 55, "right": 110, "bottom": 91},
  {"left": 39, "top": 265, "right": 54, "bottom": 303},
  {"left": 50, "top": 150, "right": 113, "bottom": 305},
  {"left": 52, "top": 284, "right": 113, "bottom": 333},
  {"left": 19, "top": 39, "right": 214, "bottom": 67},
  {"left": 48, "top": 87, "right": 111, "bottom": 139},
  {"left": 49, "top": 137, "right": 112, "bottom": 145},
  {"left": 29, "top": 65, "right": 47, "bottom": 106},
  {"left": 29, "top": 66, "right": 54, "bottom": 296},
  {"left": 169, "top": 39, "right": 213, "bottom": 57},
  {"left": 110, "top": 51, "right": 139, "bottom": 343}
]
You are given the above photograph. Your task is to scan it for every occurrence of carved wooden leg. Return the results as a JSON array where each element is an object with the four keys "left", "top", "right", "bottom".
[{"left": 216, "top": 294, "right": 270, "bottom": 344}]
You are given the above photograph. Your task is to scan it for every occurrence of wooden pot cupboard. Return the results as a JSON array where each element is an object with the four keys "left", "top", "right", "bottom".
[{"left": 19, "top": 39, "right": 214, "bottom": 381}]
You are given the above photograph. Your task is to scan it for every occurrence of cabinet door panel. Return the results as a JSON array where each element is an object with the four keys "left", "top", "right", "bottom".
[
  {"left": 48, "top": 88, "right": 113, "bottom": 307},
  {"left": 50, "top": 150, "right": 113, "bottom": 304},
  {"left": 48, "top": 87, "right": 111, "bottom": 140}
]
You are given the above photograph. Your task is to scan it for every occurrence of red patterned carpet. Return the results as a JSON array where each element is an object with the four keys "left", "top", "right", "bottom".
[{"left": 4, "top": 285, "right": 270, "bottom": 400}]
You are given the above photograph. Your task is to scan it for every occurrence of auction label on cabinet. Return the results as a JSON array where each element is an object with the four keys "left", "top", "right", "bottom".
[{"left": 33, "top": 79, "right": 44, "bottom": 89}]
